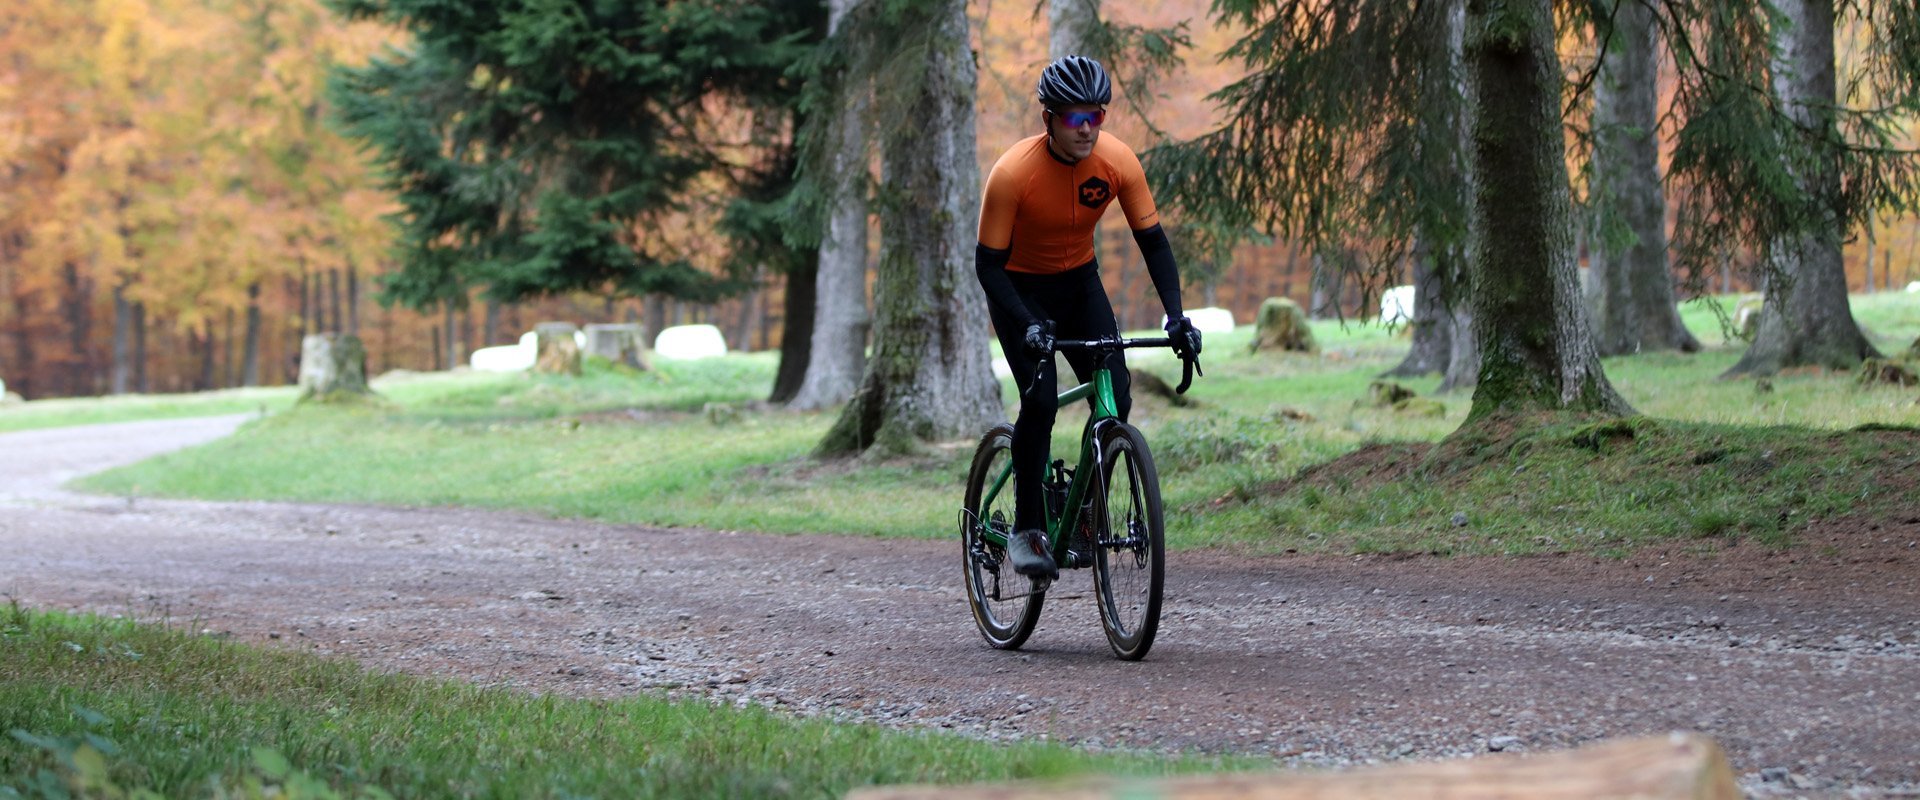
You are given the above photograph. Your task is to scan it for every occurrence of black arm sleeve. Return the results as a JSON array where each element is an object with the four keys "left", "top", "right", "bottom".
[
  {"left": 975, "top": 243, "right": 1038, "bottom": 329},
  {"left": 1133, "top": 224, "right": 1184, "bottom": 321}
]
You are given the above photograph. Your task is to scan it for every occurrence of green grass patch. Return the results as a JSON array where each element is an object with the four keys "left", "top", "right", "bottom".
[
  {"left": 75, "top": 294, "right": 1920, "bottom": 556},
  {"left": 1202, "top": 413, "right": 1920, "bottom": 556},
  {"left": 0, "top": 605, "right": 1240, "bottom": 798},
  {"left": 0, "top": 386, "right": 298, "bottom": 433}
]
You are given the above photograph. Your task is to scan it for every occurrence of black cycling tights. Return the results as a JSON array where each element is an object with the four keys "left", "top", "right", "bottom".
[{"left": 986, "top": 261, "right": 1131, "bottom": 534}]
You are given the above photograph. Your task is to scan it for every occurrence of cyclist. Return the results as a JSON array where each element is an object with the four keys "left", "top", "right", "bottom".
[{"left": 975, "top": 54, "right": 1201, "bottom": 581}]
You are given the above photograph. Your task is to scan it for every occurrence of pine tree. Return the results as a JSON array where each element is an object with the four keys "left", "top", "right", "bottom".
[{"left": 327, "top": 0, "right": 821, "bottom": 313}]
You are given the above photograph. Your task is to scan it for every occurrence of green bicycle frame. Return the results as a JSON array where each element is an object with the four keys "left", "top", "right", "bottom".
[{"left": 978, "top": 367, "right": 1120, "bottom": 563}]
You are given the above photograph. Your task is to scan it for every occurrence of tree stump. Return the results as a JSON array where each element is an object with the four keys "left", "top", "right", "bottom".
[
  {"left": 848, "top": 733, "right": 1738, "bottom": 800},
  {"left": 1249, "top": 297, "right": 1316, "bottom": 354},
  {"left": 583, "top": 323, "right": 650, "bottom": 371},
  {"left": 534, "top": 322, "right": 582, "bottom": 376},
  {"left": 1368, "top": 380, "right": 1416, "bottom": 407},
  {"left": 298, "top": 333, "right": 371, "bottom": 403}
]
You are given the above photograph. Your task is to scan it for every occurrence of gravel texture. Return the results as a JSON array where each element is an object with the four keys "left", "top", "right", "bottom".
[{"left": 2, "top": 417, "right": 1918, "bottom": 799}]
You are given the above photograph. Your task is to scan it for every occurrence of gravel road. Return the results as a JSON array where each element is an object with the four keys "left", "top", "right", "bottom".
[{"left": 2, "top": 417, "right": 1917, "bottom": 798}]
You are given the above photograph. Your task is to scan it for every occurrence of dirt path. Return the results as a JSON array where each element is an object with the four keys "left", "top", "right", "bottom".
[{"left": 3, "top": 418, "right": 1917, "bottom": 798}]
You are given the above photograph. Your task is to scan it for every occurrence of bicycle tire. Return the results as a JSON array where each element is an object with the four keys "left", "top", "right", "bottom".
[
  {"left": 1090, "top": 422, "right": 1164, "bottom": 660},
  {"left": 961, "top": 422, "right": 1044, "bottom": 649}
]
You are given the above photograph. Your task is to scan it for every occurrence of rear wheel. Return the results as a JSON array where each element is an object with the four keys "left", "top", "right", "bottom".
[
  {"left": 961, "top": 423, "right": 1044, "bottom": 649},
  {"left": 1090, "top": 422, "right": 1164, "bottom": 660}
]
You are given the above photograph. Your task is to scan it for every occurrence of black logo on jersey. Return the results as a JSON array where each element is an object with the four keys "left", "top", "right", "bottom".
[{"left": 1078, "top": 176, "right": 1111, "bottom": 208}]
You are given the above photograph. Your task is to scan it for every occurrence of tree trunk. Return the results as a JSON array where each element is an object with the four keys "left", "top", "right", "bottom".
[
  {"left": 1462, "top": 0, "right": 1630, "bottom": 420},
  {"left": 1382, "top": 237, "right": 1453, "bottom": 377},
  {"left": 299, "top": 269, "right": 313, "bottom": 337},
  {"left": 1049, "top": 0, "right": 1099, "bottom": 59},
  {"left": 792, "top": 0, "right": 874, "bottom": 410},
  {"left": 1308, "top": 252, "right": 1333, "bottom": 319},
  {"left": 242, "top": 282, "right": 263, "bottom": 387},
  {"left": 1587, "top": 0, "right": 1700, "bottom": 357},
  {"left": 772, "top": 259, "right": 819, "bottom": 403},
  {"left": 62, "top": 263, "right": 92, "bottom": 397},
  {"left": 1434, "top": 0, "right": 1480, "bottom": 394},
  {"left": 223, "top": 306, "right": 237, "bottom": 389},
  {"left": 483, "top": 299, "right": 500, "bottom": 347},
  {"left": 111, "top": 281, "right": 132, "bottom": 395},
  {"left": 818, "top": 0, "right": 1002, "bottom": 457},
  {"left": 131, "top": 300, "right": 146, "bottom": 393},
  {"left": 10, "top": 299, "right": 34, "bottom": 400},
  {"left": 198, "top": 320, "right": 216, "bottom": 391},
  {"left": 459, "top": 299, "right": 472, "bottom": 363},
  {"left": 346, "top": 262, "right": 361, "bottom": 334},
  {"left": 328, "top": 268, "right": 342, "bottom": 334},
  {"left": 1725, "top": 0, "right": 1878, "bottom": 376},
  {"left": 442, "top": 300, "right": 459, "bottom": 370}
]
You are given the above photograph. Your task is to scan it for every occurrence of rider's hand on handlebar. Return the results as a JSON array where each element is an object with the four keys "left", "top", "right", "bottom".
[
  {"left": 1165, "top": 315, "right": 1202, "bottom": 360},
  {"left": 1023, "top": 322, "right": 1055, "bottom": 359}
]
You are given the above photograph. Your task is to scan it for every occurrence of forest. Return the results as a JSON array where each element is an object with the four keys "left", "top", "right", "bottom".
[{"left": 1, "top": 0, "right": 1915, "bottom": 402}]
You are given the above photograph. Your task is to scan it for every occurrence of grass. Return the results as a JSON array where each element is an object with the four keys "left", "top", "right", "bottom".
[
  {"left": 0, "top": 386, "right": 299, "bottom": 434},
  {"left": 74, "top": 293, "right": 1920, "bottom": 555},
  {"left": 0, "top": 605, "right": 1240, "bottom": 798}
]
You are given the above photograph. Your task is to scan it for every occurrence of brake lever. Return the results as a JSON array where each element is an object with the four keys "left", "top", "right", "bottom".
[{"left": 1176, "top": 355, "right": 1202, "bottom": 395}]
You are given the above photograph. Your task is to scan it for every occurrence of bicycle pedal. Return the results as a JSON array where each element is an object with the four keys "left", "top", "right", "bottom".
[{"left": 1064, "top": 550, "right": 1095, "bottom": 569}]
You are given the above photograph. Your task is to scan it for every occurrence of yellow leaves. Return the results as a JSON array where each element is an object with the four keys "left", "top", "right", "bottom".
[{"left": 2, "top": 0, "right": 404, "bottom": 325}]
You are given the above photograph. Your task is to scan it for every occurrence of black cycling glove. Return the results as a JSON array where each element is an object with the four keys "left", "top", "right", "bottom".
[
  {"left": 1023, "top": 322, "right": 1055, "bottom": 359},
  {"left": 1165, "top": 316, "right": 1202, "bottom": 360}
]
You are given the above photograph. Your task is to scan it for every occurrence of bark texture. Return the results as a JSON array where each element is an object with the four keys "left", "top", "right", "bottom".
[
  {"left": 1464, "top": 0, "right": 1630, "bottom": 420},
  {"left": 533, "top": 322, "right": 582, "bottom": 377},
  {"left": 769, "top": 259, "right": 816, "bottom": 403},
  {"left": 1724, "top": 0, "right": 1878, "bottom": 376},
  {"left": 789, "top": 0, "right": 870, "bottom": 411},
  {"left": 1049, "top": 0, "right": 1099, "bottom": 59},
  {"left": 1587, "top": 0, "right": 1699, "bottom": 357},
  {"left": 111, "top": 282, "right": 132, "bottom": 395},
  {"left": 297, "top": 333, "right": 371, "bottom": 402},
  {"left": 242, "top": 282, "right": 262, "bottom": 387},
  {"left": 1435, "top": 0, "right": 1481, "bottom": 394},
  {"left": 1384, "top": 241, "right": 1454, "bottom": 377},
  {"left": 817, "top": 0, "right": 1001, "bottom": 457}
]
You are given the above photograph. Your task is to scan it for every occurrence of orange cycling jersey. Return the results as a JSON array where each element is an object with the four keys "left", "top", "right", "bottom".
[{"left": 977, "top": 132, "right": 1161, "bottom": 275}]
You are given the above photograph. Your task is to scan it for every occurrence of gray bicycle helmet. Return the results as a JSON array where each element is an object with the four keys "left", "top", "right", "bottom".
[{"left": 1036, "top": 55, "right": 1112, "bottom": 107}]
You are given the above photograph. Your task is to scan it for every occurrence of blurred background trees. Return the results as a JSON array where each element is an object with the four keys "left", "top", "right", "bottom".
[{"left": 3, "top": 0, "right": 1919, "bottom": 402}]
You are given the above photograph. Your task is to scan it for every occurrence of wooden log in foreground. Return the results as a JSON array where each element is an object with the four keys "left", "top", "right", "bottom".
[{"left": 848, "top": 733, "right": 1737, "bottom": 800}]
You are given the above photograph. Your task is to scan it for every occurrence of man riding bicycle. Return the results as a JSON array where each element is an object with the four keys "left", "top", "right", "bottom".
[{"left": 975, "top": 55, "right": 1202, "bottom": 581}]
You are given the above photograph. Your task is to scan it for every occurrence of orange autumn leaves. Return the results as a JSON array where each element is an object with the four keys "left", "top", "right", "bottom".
[{"left": 1, "top": 0, "right": 393, "bottom": 356}]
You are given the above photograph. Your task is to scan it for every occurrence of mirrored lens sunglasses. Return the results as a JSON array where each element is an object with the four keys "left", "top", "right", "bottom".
[{"left": 1053, "top": 109, "right": 1106, "bottom": 128}]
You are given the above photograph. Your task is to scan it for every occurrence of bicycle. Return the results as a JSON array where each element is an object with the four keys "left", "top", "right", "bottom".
[{"left": 959, "top": 330, "right": 1199, "bottom": 660}]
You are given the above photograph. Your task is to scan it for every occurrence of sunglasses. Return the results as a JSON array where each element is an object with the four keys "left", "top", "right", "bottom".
[{"left": 1051, "top": 109, "right": 1106, "bottom": 128}]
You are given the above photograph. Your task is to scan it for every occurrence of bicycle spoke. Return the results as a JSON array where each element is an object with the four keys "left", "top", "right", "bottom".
[
  {"left": 1091, "top": 423, "right": 1163, "bottom": 660},
  {"left": 962, "top": 423, "right": 1043, "bottom": 649}
]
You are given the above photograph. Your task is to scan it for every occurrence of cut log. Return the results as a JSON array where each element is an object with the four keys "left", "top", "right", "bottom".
[
  {"left": 534, "top": 322, "right": 582, "bottom": 376},
  {"left": 297, "top": 333, "right": 371, "bottom": 403},
  {"left": 583, "top": 323, "right": 650, "bottom": 370},
  {"left": 1249, "top": 297, "right": 1316, "bottom": 354},
  {"left": 847, "top": 733, "right": 1738, "bottom": 800}
]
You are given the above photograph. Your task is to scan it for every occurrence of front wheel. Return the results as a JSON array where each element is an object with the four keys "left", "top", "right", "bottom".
[
  {"left": 1090, "top": 422, "right": 1164, "bottom": 660},
  {"left": 961, "top": 423, "right": 1044, "bottom": 649}
]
